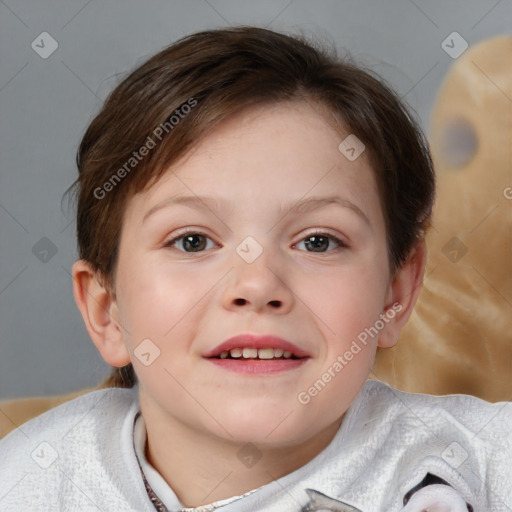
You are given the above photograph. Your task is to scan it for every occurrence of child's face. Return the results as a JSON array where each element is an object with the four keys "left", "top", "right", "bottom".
[{"left": 111, "top": 101, "right": 397, "bottom": 446}]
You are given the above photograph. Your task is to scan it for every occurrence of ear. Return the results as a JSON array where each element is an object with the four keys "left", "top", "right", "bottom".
[
  {"left": 71, "top": 259, "right": 131, "bottom": 367},
  {"left": 378, "top": 238, "right": 427, "bottom": 349}
]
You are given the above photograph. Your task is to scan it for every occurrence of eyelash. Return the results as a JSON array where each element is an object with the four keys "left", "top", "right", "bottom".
[{"left": 163, "top": 228, "right": 350, "bottom": 253}]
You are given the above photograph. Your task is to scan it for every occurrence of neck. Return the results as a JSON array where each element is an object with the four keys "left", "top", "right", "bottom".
[{"left": 140, "top": 401, "right": 343, "bottom": 508}]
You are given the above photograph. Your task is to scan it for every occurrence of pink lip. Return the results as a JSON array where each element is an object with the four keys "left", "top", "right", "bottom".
[
  {"left": 202, "top": 333, "right": 310, "bottom": 359},
  {"left": 208, "top": 358, "right": 308, "bottom": 374}
]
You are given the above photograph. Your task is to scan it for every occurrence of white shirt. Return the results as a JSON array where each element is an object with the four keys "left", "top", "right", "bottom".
[{"left": 1, "top": 380, "right": 510, "bottom": 511}]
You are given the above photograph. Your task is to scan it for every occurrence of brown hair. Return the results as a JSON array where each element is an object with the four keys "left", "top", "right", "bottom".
[{"left": 65, "top": 26, "right": 435, "bottom": 389}]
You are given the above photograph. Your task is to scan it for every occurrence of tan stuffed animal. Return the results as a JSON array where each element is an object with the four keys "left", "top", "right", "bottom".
[{"left": 373, "top": 36, "right": 512, "bottom": 403}]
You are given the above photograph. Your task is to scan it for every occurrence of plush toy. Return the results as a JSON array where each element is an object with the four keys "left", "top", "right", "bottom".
[{"left": 373, "top": 36, "right": 512, "bottom": 403}]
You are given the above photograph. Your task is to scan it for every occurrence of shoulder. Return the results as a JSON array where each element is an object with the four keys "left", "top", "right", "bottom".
[
  {"left": 316, "top": 380, "right": 512, "bottom": 508},
  {"left": 361, "top": 379, "right": 512, "bottom": 440},
  {"left": 0, "top": 386, "right": 137, "bottom": 448},
  {"left": 0, "top": 386, "right": 150, "bottom": 511},
  {"left": 353, "top": 380, "right": 512, "bottom": 502}
]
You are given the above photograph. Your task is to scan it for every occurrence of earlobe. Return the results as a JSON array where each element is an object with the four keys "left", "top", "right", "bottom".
[
  {"left": 71, "top": 259, "right": 131, "bottom": 367},
  {"left": 378, "top": 239, "right": 428, "bottom": 349}
]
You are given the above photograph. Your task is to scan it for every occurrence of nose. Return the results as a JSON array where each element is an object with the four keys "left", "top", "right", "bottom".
[{"left": 220, "top": 244, "right": 294, "bottom": 314}]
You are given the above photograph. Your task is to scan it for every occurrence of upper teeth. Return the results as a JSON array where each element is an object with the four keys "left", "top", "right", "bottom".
[{"left": 219, "top": 348, "right": 293, "bottom": 359}]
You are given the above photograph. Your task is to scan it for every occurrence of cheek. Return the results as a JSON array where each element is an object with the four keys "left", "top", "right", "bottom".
[
  {"left": 117, "top": 261, "right": 199, "bottom": 389},
  {"left": 117, "top": 255, "right": 195, "bottom": 318},
  {"left": 304, "top": 262, "right": 388, "bottom": 332},
  {"left": 113, "top": 256, "right": 171, "bottom": 351},
  {"left": 115, "top": 255, "right": 214, "bottom": 362}
]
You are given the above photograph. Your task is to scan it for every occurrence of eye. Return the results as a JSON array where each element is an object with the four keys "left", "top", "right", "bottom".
[
  {"left": 295, "top": 230, "right": 349, "bottom": 253},
  {"left": 164, "top": 230, "right": 216, "bottom": 253}
]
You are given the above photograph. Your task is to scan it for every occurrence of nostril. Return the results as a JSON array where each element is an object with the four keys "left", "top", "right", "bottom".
[{"left": 233, "top": 299, "right": 281, "bottom": 307}]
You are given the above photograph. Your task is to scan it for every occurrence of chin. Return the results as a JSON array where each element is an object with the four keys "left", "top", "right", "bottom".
[{"left": 208, "top": 406, "right": 318, "bottom": 447}]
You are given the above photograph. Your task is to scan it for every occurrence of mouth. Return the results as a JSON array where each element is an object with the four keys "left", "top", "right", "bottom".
[
  {"left": 203, "top": 334, "right": 310, "bottom": 374},
  {"left": 213, "top": 347, "right": 302, "bottom": 360}
]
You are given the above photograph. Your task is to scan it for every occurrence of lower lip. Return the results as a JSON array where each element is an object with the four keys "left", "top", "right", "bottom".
[{"left": 207, "top": 358, "right": 309, "bottom": 374}]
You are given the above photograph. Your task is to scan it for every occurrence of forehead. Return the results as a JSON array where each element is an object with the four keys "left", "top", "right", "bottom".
[
  {"left": 125, "top": 100, "right": 383, "bottom": 228},
  {"left": 179, "top": 100, "right": 357, "bottom": 176}
]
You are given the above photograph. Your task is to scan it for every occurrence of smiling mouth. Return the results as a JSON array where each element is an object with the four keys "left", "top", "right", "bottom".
[
  {"left": 207, "top": 347, "right": 308, "bottom": 374},
  {"left": 210, "top": 347, "right": 304, "bottom": 360}
]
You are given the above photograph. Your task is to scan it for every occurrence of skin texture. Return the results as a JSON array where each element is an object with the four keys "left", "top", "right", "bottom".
[{"left": 72, "top": 100, "right": 426, "bottom": 507}]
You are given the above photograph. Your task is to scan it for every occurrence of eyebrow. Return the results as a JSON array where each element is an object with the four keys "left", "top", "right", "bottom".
[{"left": 142, "top": 194, "right": 370, "bottom": 226}]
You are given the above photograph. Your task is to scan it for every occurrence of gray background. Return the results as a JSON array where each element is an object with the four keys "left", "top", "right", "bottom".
[{"left": 0, "top": 0, "right": 510, "bottom": 399}]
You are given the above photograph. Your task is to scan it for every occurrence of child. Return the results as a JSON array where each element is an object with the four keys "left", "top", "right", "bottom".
[{"left": 0, "top": 26, "right": 510, "bottom": 512}]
